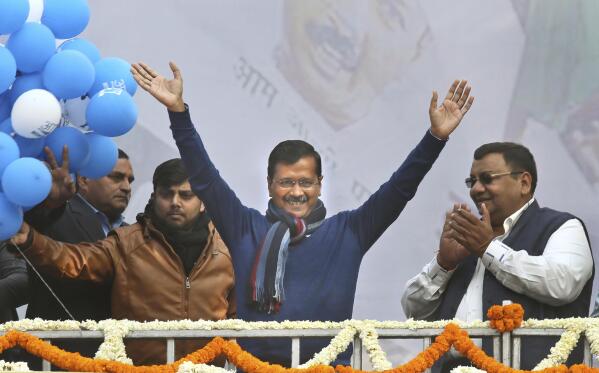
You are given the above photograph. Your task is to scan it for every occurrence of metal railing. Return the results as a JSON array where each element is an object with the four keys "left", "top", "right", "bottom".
[
  {"left": 0, "top": 327, "right": 505, "bottom": 371},
  {"left": 1, "top": 327, "right": 594, "bottom": 371}
]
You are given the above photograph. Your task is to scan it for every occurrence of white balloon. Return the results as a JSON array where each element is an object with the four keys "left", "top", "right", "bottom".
[
  {"left": 61, "top": 96, "right": 90, "bottom": 131},
  {"left": 12, "top": 89, "right": 61, "bottom": 138},
  {"left": 27, "top": 0, "right": 44, "bottom": 22}
]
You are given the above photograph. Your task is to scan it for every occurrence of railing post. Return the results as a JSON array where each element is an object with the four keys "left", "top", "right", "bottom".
[
  {"left": 291, "top": 338, "right": 300, "bottom": 367},
  {"left": 502, "top": 299, "right": 513, "bottom": 367},
  {"left": 584, "top": 336, "right": 592, "bottom": 367},
  {"left": 512, "top": 336, "right": 521, "bottom": 369},
  {"left": 42, "top": 339, "right": 51, "bottom": 371},
  {"left": 493, "top": 335, "right": 501, "bottom": 360},
  {"left": 166, "top": 338, "right": 175, "bottom": 363},
  {"left": 502, "top": 331, "right": 511, "bottom": 367},
  {"left": 352, "top": 335, "right": 363, "bottom": 369}
]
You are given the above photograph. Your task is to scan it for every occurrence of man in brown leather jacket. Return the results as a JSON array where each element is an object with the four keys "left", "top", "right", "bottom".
[{"left": 12, "top": 158, "right": 236, "bottom": 365}]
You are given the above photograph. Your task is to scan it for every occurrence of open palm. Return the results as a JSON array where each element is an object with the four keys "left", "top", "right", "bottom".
[
  {"left": 429, "top": 80, "right": 474, "bottom": 139},
  {"left": 131, "top": 62, "right": 184, "bottom": 111}
]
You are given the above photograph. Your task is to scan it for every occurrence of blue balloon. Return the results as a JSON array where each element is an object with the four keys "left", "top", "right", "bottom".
[
  {"left": 0, "top": 132, "right": 19, "bottom": 176},
  {"left": 0, "top": 92, "right": 10, "bottom": 123},
  {"left": 0, "top": 0, "right": 29, "bottom": 35},
  {"left": 58, "top": 38, "right": 101, "bottom": 64},
  {"left": 0, "top": 118, "right": 11, "bottom": 134},
  {"left": 0, "top": 118, "right": 45, "bottom": 157},
  {"left": 43, "top": 50, "right": 95, "bottom": 100},
  {"left": 88, "top": 57, "right": 137, "bottom": 97},
  {"left": 41, "top": 0, "right": 90, "bottom": 39},
  {"left": 15, "top": 134, "right": 45, "bottom": 158},
  {"left": 45, "top": 126, "right": 90, "bottom": 172},
  {"left": 0, "top": 192, "right": 23, "bottom": 240},
  {"left": 6, "top": 22, "right": 56, "bottom": 73},
  {"left": 0, "top": 46, "right": 16, "bottom": 94},
  {"left": 78, "top": 133, "right": 117, "bottom": 178},
  {"left": 2, "top": 157, "right": 51, "bottom": 207},
  {"left": 21, "top": 204, "right": 34, "bottom": 212},
  {"left": 87, "top": 88, "right": 138, "bottom": 137},
  {"left": 8, "top": 72, "right": 44, "bottom": 105}
]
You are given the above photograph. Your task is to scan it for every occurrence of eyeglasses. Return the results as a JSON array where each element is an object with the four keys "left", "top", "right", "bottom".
[
  {"left": 273, "top": 178, "right": 320, "bottom": 189},
  {"left": 465, "top": 171, "right": 523, "bottom": 188}
]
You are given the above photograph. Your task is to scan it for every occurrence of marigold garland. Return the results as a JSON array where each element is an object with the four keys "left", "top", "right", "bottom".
[
  {"left": 487, "top": 303, "right": 524, "bottom": 333},
  {"left": 1, "top": 303, "right": 598, "bottom": 373}
]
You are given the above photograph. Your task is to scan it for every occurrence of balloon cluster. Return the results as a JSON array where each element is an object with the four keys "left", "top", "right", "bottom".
[{"left": 0, "top": 0, "right": 138, "bottom": 239}]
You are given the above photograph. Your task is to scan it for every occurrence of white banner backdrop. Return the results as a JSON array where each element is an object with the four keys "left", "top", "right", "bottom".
[{"left": 79, "top": 0, "right": 599, "bottom": 364}]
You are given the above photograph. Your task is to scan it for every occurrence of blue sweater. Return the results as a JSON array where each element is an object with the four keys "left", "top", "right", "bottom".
[{"left": 169, "top": 107, "right": 446, "bottom": 366}]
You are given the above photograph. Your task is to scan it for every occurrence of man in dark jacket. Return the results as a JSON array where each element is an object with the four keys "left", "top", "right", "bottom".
[
  {"left": 24, "top": 147, "right": 134, "bottom": 366},
  {"left": 402, "top": 142, "right": 594, "bottom": 372},
  {"left": 0, "top": 242, "right": 28, "bottom": 361}
]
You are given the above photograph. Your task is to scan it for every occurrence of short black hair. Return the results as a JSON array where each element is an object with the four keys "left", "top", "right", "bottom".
[
  {"left": 474, "top": 142, "right": 537, "bottom": 193},
  {"left": 267, "top": 140, "right": 321, "bottom": 180},
  {"left": 118, "top": 148, "right": 129, "bottom": 160},
  {"left": 152, "top": 158, "right": 189, "bottom": 190}
]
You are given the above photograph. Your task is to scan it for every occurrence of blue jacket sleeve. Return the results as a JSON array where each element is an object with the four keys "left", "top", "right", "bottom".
[
  {"left": 348, "top": 130, "right": 446, "bottom": 252},
  {"left": 169, "top": 106, "right": 260, "bottom": 248}
]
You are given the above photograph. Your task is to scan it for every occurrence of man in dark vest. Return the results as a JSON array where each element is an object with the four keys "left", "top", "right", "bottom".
[
  {"left": 402, "top": 142, "right": 594, "bottom": 372},
  {"left": 23, "top": 147, "right": 134, "bottom": 368}
]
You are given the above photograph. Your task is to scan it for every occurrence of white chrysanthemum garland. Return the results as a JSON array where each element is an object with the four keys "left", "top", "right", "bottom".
[
  {"left": 298, "top": 325, "right": 357, "bottom": 368},
  {"left": 587, "top": 325, "right": 599, "bottom": 357},
  {"left": 176, "top": 361, "right": 235, "bottom": 373},
  {"left": 450, "top": 367, "right": 486, "bottom": 373},
  {"left": 2, "top": 317, "right": 599, "bottom": 371},
  {"left": 92, "top": 320, "right": 133, "bottom": 364},
  {"left": 0, "top": 360, "right": 29, "bottom": 372},
  {"left": 359, "top": 324, "right": 392, "bottom": 371}
]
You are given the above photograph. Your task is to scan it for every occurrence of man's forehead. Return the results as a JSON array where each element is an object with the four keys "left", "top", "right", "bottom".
[
  {"left": 113, "top": 158, "right": 134, "bottom": 174},
  {"left": 157, "top": 181, "right": 193, "bottom": 193},
  {"left": 471, "top": 153, "right": 507, "bottom": 171},
  {"left": 273, "top": 156, "right": 318, "bottom": 174}
]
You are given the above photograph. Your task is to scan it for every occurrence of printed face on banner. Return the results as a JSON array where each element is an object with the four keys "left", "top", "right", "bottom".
[{"left": 277, "top": 0, "right": 430, "bottom": 130}]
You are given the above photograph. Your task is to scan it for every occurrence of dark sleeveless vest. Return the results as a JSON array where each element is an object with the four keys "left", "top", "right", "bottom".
[{"left": 433, "top": 201, "right": 593, "bottom": 370}]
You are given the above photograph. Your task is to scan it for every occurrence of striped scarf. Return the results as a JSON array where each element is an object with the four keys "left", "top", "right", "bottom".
[{"left": 250, "top": 199, "right": 326, "bottom": 313}]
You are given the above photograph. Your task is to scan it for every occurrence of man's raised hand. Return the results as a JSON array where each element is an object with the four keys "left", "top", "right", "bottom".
[
  {"left": 429, "top": 80, "right": 474, "bottom": 140},
  {"left": 131, "top": 61, "right": 185, "bottom": 112},
  {"left": 43, "top": 145, "right": 76, "bottom": 209}
]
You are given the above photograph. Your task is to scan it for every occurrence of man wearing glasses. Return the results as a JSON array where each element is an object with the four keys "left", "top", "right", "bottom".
[
  {"left": 402, "top": 142, "right": 593, "bottom": 372},
  {"left": 131, "top": 61, "right": 474, "bottom": 367}
]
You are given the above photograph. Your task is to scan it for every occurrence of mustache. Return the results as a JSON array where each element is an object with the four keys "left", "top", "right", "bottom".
[{"left": 284, "top": 195, "right": 308, "bottom": 203}]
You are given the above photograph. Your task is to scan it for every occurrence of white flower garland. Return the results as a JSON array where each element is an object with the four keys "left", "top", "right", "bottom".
[
  {"left": 176, "top": 361, "right": 235, "bottom": 373},
  {"left": 450, "top": 366, "right": 485, "bottom": 373},
  {"left": 93, "top": 320, "right": 133, "bottom": 364},
  {"left": 0, "top": 360, "right": 29, "bottom": 372},
  {"left": 359, "top": 325, "right": 392, "bottom": 371},
  {"left": 3, "top": 316, "right": 599, "bottom": 370},
  {"left": 298, "top": 325, "right": 357, "bottom": 368},
  {"left": 586, "top": 326, "right": 599, "bottom": 357},
  {"left": 533, "top": 326, "right": 583, "bottom": 370}
]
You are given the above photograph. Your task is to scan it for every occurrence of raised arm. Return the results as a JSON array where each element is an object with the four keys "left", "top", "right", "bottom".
[
  {"left": 132, "top": 62, "right": 263, "bottom": 247},
  {"left": 350, "top": 80, "right": 475, "bottom": 250}
]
